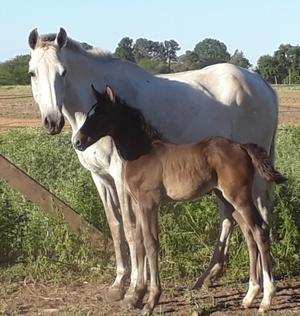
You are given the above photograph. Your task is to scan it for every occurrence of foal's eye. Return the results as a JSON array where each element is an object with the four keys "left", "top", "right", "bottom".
[
  {"left": 61, "top": 69, "right": 67, "bottom": 77},
  {"left": 28, "top": 71, "right": 36, "bottom": 77}
]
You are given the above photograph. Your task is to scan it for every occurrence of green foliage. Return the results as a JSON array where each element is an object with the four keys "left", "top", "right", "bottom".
[
  {"left": 0, "top": 55, "right": 30, "bottom": 85},
  {"left": 172, "top": 50, "right": 202, "bottom": 72},
  {"left": 0, "top": 127, "right": 299, "bottom": 282},
  {"left": 258, "top": 44, "right": 300, "bottom": 84},
  {"left": 137, "top": 57, "right": 167, "bottom": 74},
  {"left": 229, "top": 49, "right": 251, "bottom": 69},
  {"left": 114, "top": 37, "right": 135, "bottom": 62},
  {"left": 0, "top": 129, "right": 111, "bottom": 281},
  {"left": 194, "top": 38, "right": 230, "bottom": 66}
]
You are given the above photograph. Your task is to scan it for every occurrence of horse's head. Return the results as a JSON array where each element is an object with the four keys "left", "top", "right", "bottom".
[
  {"left": 28, "top": 28, "right": 67, "bottom": 135},
  {"left": 73, "top": 84, "right": 116, "bottom": 151}
]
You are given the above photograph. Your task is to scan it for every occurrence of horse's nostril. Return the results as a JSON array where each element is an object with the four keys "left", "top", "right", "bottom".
[
  {"left": 44, "top": 117, "right": 49, "bottom": 128},
  {"left": 74, "top": 138, "right": 81, "bottom": 148}
]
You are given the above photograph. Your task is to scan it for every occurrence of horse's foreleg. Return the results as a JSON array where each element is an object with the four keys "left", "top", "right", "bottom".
[
  {"left": 193, "top": 197, "right": 234, "bottom": 289},
  {"left": 91, "top": 173, "right": 129, "bottom": 301},
  {"left": 114, "top": 179, "right": 140, "bottom": 301}
]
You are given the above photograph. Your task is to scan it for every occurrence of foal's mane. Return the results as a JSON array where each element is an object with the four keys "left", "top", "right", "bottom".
[
  {"left": 37, "top": 33, "right": 114, "bottom": 61},
  {"left": 114, "top": 95, "right": 163, "bottom": 142}
]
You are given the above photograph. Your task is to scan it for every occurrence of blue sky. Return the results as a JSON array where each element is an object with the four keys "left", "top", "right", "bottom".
[{"left": 1, "top": 0, "right": 299, "bottom": 66}]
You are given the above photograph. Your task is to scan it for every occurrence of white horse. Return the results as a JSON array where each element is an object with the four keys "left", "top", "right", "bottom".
[{"left": 28, "top": 28, "right": 278, "bottom": 308}]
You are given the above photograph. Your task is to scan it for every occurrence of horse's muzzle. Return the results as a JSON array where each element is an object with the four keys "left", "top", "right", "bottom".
[
  {"left": 73, "top": 132, "right": 89, "bottom": 151},
  {"left": 44, "top": 115, "right": 65, "bottom": 135}
]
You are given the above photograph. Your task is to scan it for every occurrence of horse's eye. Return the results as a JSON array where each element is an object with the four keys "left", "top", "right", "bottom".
[
  {"left": 61, "top": 69, "right": 67, "bottom": 77},
  {"left": 28, "top": 71, "right": 36, "bottom": 77}
]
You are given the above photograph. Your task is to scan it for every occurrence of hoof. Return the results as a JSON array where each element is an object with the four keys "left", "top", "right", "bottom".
[
  {"left": 142, "top": 303, "right": 154, "bottom": 315},
  {"left": 122, "top": 290, "right": 146, "bottom": 310},
  {"left": 193, "top": 276, "right": 213, "bottom": 290},
  {"left": 258, "top": 305, "right": 269, "bottom": 313},
  {"left": 104, "top": 285, "right": 126, "bottom": 302},
  {"left": 242, "top": 299, "right": 252, "bottom": 309}
]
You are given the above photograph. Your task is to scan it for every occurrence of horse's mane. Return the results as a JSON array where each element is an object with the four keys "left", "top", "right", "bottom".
[
  {"left": 38, "top": 33, "right": 114, "bottom": 61},
  {"left": 114, "top": 95, "right": 163, "bottom": 142}
]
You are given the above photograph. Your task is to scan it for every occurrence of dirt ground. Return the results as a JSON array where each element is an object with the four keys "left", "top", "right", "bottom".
[
  {"left": 0, "top": 277, "right": 300, "bottom": 315},
  {"left": 0, "top": 86, "right": 300, "bottom": 130}
]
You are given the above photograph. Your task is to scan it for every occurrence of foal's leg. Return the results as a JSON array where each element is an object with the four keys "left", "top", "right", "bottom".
[
  {"left": 252, "top": 173, "right": 274, "bottom": 287},
  {"left": 230, "top": 191, "right": 275, "bottom": 313},
  {"left": 193, "top": 197, "right": 234, "bottom": 289},
  {"left": 140, "top": 200, "right": 162, "bottom": 314},
  {"left": 124, "top": 212, "right": 148, "bottom": 309},
  {"left": 91, "top": 173, "right": 128, "bottom": 301},
  {"left": 231, "top": 211, "right": 261, "bottom": 308}
]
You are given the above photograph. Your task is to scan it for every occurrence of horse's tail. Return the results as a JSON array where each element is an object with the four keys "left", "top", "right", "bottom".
[{"left": 241, "top": 143, "right": 287, "bottom": 184}]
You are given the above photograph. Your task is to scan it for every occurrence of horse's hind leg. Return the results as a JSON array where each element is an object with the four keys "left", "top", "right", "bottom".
[
  {"left": 193, "top": 198, "right": 234, "bottom": 289},
  {"left": 229, "top": 190, "right": 275, "bottom": 312},
  {"left": 231, "top": 211, "right": 261, "bottom": 308}
]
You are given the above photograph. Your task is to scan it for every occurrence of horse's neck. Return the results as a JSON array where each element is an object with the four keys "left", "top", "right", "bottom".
[
  {"left": 62, "top": 50, "right": 151, "bottom": 134},
  {"left": 113, "top": 129, "right": 153, "bottom": 161}
]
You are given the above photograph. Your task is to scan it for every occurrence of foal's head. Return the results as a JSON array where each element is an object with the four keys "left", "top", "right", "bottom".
[
  {"left": 73, "top": 85, "right": 118, "bottom": 150},
  {"left": 73, "top": 85, "right": 161, "bottom": 151}
]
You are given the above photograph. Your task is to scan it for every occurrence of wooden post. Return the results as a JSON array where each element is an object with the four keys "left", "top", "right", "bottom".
[{"left": 0, "top": 154, "right": 111, "bottom": 249}]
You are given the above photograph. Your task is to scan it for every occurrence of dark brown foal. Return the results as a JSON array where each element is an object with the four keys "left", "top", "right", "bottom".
[{"left": 73, "top": 85, "right": 287, "bottom": 314}]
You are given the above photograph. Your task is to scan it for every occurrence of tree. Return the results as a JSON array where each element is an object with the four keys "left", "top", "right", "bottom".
[
  {"left": 162, "top": 40, "right": 180, "bottom": 72},
  {"left": 229, "top": 49, "right": 251, "bottom": 69},
  {"left": 114, "top": 37, "right": 135, "bottom": 62},
  {"left": 194, "top": 38, "right": 230, "bottom": 66},
  {"left": 172, "top": 50, "right": 202, "bottom": 72},
  {"left": 257, "top": 55, "right": 279, "bottom": 84},
  {"left": 0, "top": 55, "right": 30, "bottom": 85},
  {"left": 137, "top": 57, "right": 167, "bottom": 74},
  {"left": 133, "top": 38, "right": 164, "bottom": 62}
]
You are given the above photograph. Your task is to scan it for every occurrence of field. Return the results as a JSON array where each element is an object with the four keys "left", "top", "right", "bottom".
[
  {"left": 1, "top": 85, "right": 300, "bottom": 129},
  {"left": 0, "top": 86, "right": 300, "bottom": 315}
]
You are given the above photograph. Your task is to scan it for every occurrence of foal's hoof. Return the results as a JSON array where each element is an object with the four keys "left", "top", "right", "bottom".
[
  {"left": 104, "top": 286, "right": 126, "bottom": 302},
  {"left": 122, "top": 289, "right": 146, "bottom": 309},
  {"left": 192, "top": 276, "right": 213, "bottom": 289},
  {"left": 142, "top": 303, "right": 154, "bottom": 315},
  {"left": 258, "top": 304, "right": 270, "bottom": 313}
]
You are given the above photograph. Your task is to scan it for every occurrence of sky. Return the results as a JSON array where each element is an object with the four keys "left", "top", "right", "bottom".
[{"left": 0, "top": 0, "right": 299, "bottom": 66}]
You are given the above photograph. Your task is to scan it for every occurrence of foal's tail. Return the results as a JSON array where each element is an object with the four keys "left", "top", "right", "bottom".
[{"left": 241, "top": 143, "right": 287, "bottom": 184}]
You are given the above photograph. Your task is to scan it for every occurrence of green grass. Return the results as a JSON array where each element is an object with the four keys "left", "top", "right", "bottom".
[
  {"left": 0, "top": 85, "right": 31, "bottom": 93},
  {"left": 0, "top": 127, "right": 299, "bottom": 283}
]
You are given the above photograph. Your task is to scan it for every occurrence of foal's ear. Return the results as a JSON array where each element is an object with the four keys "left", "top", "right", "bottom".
[
  {"left": 55, "top": 27, "right": 67, "bottom": 49},
  {"left": 28, "top": 28, "right": 39, "bottom": 49},
  {"left": 106, "top": 85, "right": 116, "bottom": 104}
]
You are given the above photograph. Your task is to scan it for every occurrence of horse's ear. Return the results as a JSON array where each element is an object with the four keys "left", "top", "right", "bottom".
[
  {"left": 91, "top": 84, "right": 101, "bottom": 100},
  {"left": 28, "top": 28, "right": 39, "bottom": 49},
  {"left": 55, "top": 27, "right": 67, "bottom": 49},
  {"left": 106, "top": 85, "right": 116, "bottom": 104}
]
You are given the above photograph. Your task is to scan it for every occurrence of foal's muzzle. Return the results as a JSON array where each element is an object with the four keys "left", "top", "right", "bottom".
[
  {"left": 73, "top": 132, "right": 90, "bottom": 151},
  {"left": 43, "top": 115, "right": 65, "bottom": 135}
]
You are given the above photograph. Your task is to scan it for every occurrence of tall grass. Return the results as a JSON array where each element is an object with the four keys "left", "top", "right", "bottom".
[{"left": 0, "top": 127, "right": 299, "bottom": 283}]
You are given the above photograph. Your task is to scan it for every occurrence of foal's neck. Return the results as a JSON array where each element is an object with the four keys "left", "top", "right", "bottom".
[{"left": 113, "top": 128, "right": 153, "bottom": 161}]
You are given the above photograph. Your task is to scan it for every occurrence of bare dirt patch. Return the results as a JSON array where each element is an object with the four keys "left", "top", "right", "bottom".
[
  {"left": 0, "top": 86, "right": 300, "bottom": 130},
  {"left": 1, "top": 277, "right": 299, "bottom": 315}
]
